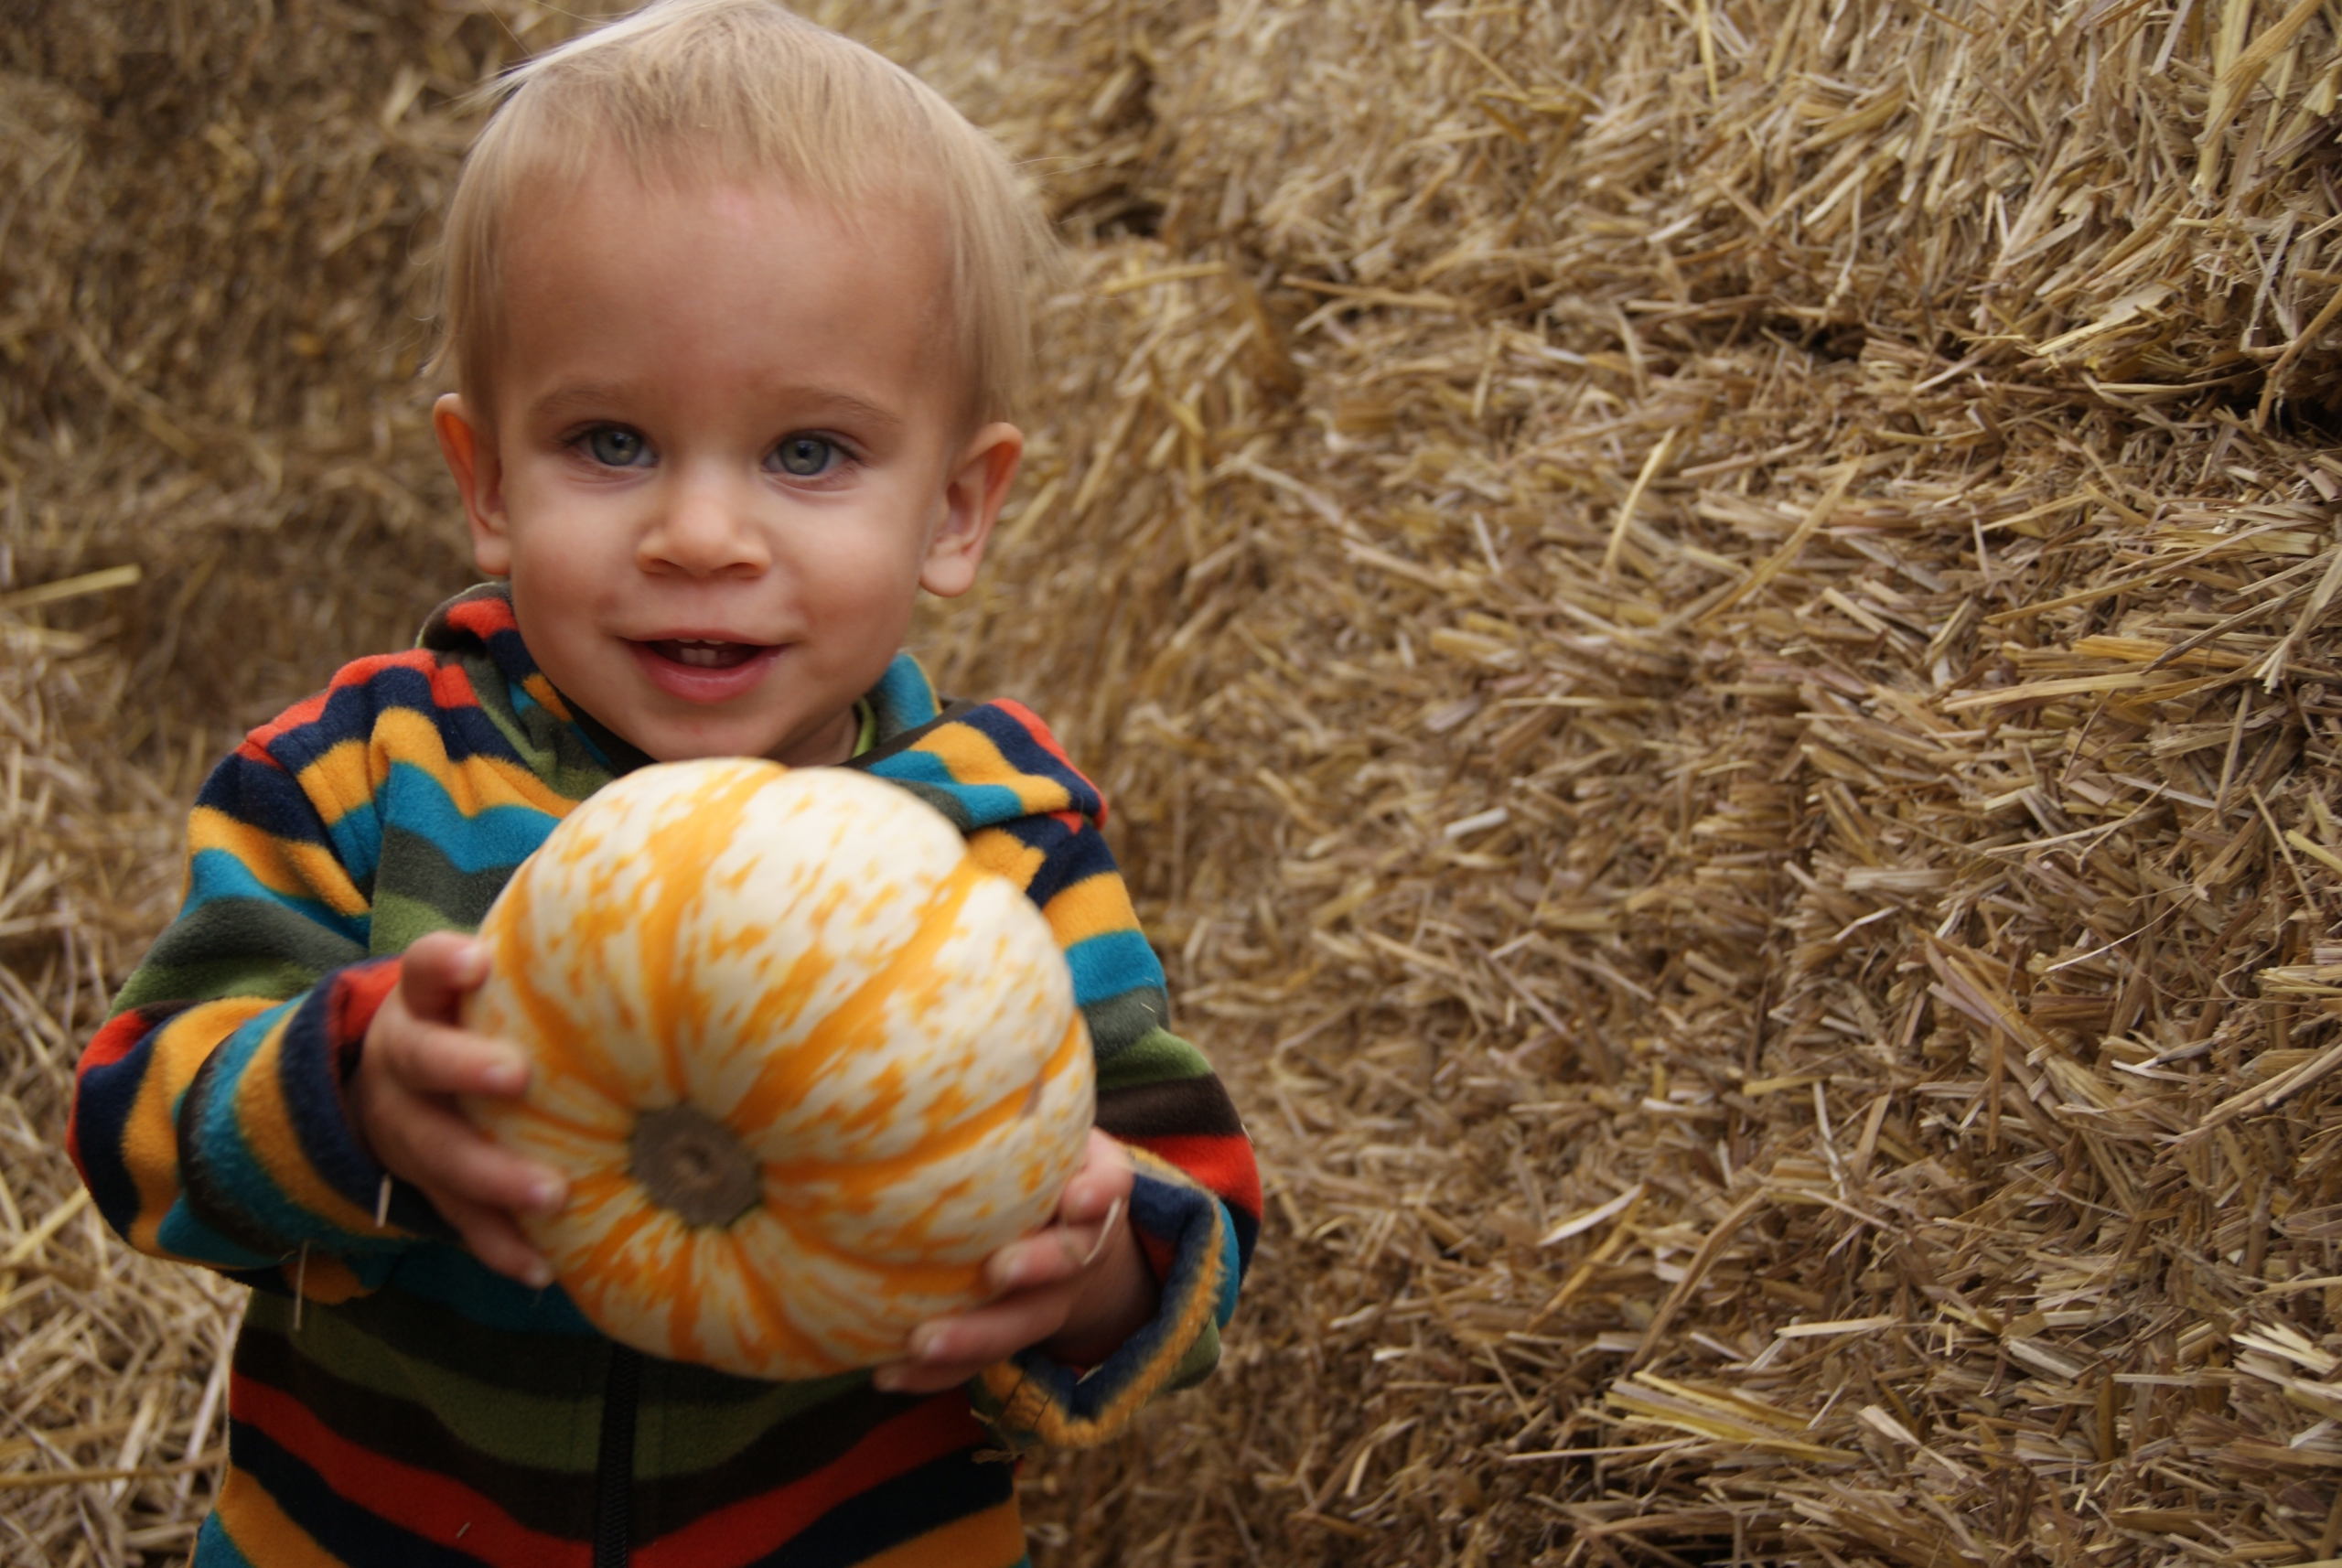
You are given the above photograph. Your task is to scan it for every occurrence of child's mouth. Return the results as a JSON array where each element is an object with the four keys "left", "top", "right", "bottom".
[
  {"left": 645, "top": 638, "right": 763, "bottom": 670},
  {"left": 629, "top": 638, "right": 783, "bottom": 702}
]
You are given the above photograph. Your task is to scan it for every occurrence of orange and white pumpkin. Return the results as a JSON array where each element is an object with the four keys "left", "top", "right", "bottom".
[{"left": 460, "top": 758, "right": 1095, "bottom": 1380}]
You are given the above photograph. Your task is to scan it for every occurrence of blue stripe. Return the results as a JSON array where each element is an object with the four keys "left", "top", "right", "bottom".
[
  {"left": 1214, "top": 1202, "right": 1241, "bottom": 1325},
  {"left": 378, "top": 761, "right": 560, "bottom": 874},
  {"left": 194, "top": 1511, "right": 256, "bottom": 1568},
  {"left": 872, "top": 652, "right": 940, "bottom": 729},
  {"left": 1063, "top": 929, "right": 1166, "bottom": 1006},
  {"left": 182, "top": 850, "right": 371, "bottom": 946},
  {"left": 156, "top": 1197, "right": 285, "bottom": 1271},
  {"left": 384, "top": 1243, "right": 599, "bottom": 1336},
  {"left": 183, "top": 1004, "right": 395, "bottom": 1256},
  {"left": 866, "top": 750, "right": 1028, "bottom": 828}
]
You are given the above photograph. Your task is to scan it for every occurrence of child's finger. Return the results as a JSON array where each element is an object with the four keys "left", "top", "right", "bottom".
[
  {"left": 430, "top": 1187, "right": 555, "bottom": 1288},
  {"left": 984, "top": 1206, "right": 1120, "bottom": 1294},
  {"left": 873, "top": 1287, "right": 1077, "bottom": 1392},
  {"left": 377, "top": 1091, "right": 564, "bottom": 1219},
  {"left": 379, "top": 1018, "right": 530, "bottom": 1099},
  {"left": 396, "top": 931, "right": 490, "bottom": 1022},
  {"left": 1053, "top": 1129, "right": 1133, "bottom": 1224}
]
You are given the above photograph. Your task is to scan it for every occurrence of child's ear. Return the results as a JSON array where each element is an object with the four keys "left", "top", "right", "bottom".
[
  {"left": 435, "top": 393, "right": 512, "bottom": 576},
  {"left": 920, "top": 421, "right": 1024, "bottom": 599}
]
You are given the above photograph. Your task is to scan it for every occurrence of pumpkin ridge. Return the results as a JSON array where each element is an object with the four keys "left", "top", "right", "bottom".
[
  {"left": 741, "top": 1189, "right": 993, "bottom": 1292},
  {"left": 719, "top": 1233, "right": 838, "bottom": 1369},
  {"left": 632, "top": 767, "right": 770, "bottom": 1098},
  {"left": 757, "top": 1015, "right": 1088, "bottom": 1207},
  {"left": 725, "top": 856, "right": 989, "bottom": 1134},
  {"left": 478, "top": 865, "right": 637, "bottom": 1110}
]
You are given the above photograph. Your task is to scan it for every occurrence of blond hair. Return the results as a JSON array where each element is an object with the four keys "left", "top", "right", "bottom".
[{"left": 436, "top": 0, "right": 1051, "bottom": 424}]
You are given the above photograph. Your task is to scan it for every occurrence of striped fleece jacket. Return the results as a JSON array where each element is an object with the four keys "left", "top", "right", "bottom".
[{"left": 70, "top": 585, "right": 1260, "bottom": 1568}]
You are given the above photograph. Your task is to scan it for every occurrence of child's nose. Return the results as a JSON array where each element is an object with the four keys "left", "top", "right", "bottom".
[{"left": 639, "top": 470, "right": 769, "bottom": 577}]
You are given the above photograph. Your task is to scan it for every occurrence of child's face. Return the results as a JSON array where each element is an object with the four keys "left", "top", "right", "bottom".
[{"left": 435, "top": 170, "right": 1021, "bottom": 766}]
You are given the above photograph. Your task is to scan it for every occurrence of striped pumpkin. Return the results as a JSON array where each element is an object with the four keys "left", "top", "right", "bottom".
[{"left": 460, "top": 759, "right": 1095, "bottom": 1380}]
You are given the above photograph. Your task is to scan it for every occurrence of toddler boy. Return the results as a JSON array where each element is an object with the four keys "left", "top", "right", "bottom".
[{"left": 68, "top": 4, "right": 1259, "bottom": 1563}]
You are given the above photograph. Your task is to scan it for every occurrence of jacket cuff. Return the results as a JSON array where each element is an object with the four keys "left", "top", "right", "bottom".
[
  {"left": 169, "top": 959, "right": 446, "bottom": 1266},
  {"left": 970, "top": 1146, "right": 1240, "bottom": 1451}
]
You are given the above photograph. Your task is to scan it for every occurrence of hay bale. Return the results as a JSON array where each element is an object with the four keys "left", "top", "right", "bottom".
[
  {"left": 894, "top": 1, "right": 2342, "bottom": 1562},
  {"left": 12, "top": 0, "right": 2342, "bottom": 1563}
]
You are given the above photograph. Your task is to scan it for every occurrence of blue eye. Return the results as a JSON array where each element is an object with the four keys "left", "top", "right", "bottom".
[
  {"left": 585, "top": 426, "right": 648, "bottom": 467},
  {"left": 773, "top": 436, "right": 835, "bottom": 477}
]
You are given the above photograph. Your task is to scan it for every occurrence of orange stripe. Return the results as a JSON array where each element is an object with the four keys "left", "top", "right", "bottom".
[
  {"left": 1039, "top": 871, "right": 1140, "bottom": 949},
  {"left": 726, "top": 856, "right": 989, "bottom": 1132},
  {"left": 962, "top": 826, "right": 1045, "bottom": 894},
  {"left": 126, "top": 1000, "right": 274, "bottom": 1257},
  {"left": 856, "top": 1500, "right": 1027, "bottom": 1568},
  {"left": 233, "top": 1015, "right": 382, "bottom": 1237},
  {"left": 211, "top": 1466, "right": 349, "bottom": 1568},
  {"left": 916, "top": 724, "right": 1071, "bottom": 814}
]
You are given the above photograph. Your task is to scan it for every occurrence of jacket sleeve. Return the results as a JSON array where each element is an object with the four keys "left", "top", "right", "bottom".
[
  {"left": 68, "top": 672, "right": 441, "bottom": 1297},
  {"left": 951, "top": 779, "right": 1261, "bottom": 1450}
]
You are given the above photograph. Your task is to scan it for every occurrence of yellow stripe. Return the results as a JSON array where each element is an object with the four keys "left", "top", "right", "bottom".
[
  {"left": 963, "top": 827, "right": 1044, "bottom": 895},
  {"left": 1040, "top": 871, "right": 1140, "bottom": 950},
  {"left": 368, "top": 707, "right": 582, "bottom": 818},
  {"left": 521, "top": 672, "right": 571, "bottom": 719},
  {"left": 212, "top": 1466, "right": 349, "bottom": 1568},
  {"left": 292, "top": 737, "right": 377, "bottom": 828},
  {"left": 125, "top": 1000, "right": 274, "bottom": 1257},
  {"left": 233, "top": 1014, "right": 384, "bottom": 1238},
  {"left": 282, "top": 1250, "right": 368, "bottom": 1304},
  {"left": 917, "top": 725, "right": 1070, "bottom": 815},
  {"left": 856, "top": 1499, "right": 1027, "bottom": 1568},
  {"left": 190, "top": 808, "right": 368, "bottom": 918}
]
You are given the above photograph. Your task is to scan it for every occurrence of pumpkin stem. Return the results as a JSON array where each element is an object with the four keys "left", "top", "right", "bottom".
[{"left": 629, "top": 1103, "right": 761, "bottom": 1228}]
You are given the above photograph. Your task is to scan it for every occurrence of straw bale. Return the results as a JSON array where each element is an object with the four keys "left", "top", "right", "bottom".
[{"left": 15, "top": 0, "right": 2342, "bottom": 1563}]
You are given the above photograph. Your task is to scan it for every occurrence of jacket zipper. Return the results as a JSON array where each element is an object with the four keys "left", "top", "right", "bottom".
[{"left": 593, "top": 1345, "right": 641, "bottom": 1568}]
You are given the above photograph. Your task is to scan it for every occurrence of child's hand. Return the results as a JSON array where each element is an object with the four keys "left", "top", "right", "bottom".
[
  {"left": 873, "top": 1129, "right": 1156, "bottom": 1393},
  {"left": 349, "top": 932, "right": 567, "bottom": 1286}
]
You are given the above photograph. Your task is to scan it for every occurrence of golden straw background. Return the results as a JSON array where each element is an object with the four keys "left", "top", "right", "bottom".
[{"left": 13, "top": 0, "right": 2342, "bottom": 1562}]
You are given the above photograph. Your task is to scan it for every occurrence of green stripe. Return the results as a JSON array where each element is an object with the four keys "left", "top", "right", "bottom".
[
  {"left": 1082, "top": 989, "right": 1170, "bottom": 1059},
  {"left": 1165, "top": 1320, "right": 1221, "bottom": 1392},
  {"left": 245, "top": 1292, "right": 603, "bottom": 1473},
  {"left": 1094, "top": 1026, "right": 1213, "bottom": 1094},
  {"left": 114, "top": 956, "right": 321, "bottom": 1015},
  {"left": 368, "top": 888, "right": 483, "bottom": 955},
  {"left": 633, "top": 1361, "right": 869, "bottom": 1479}
]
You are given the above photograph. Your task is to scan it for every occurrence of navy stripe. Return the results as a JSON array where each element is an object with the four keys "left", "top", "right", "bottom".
[
  {"left": 195, "top": 752, "right": 338, "bottom": 851},
  {"left": 954, "top": 706, "right": 1102, "bottom": 820},
  {"left": 70, "top": 1005, "right": 190, "bottom": 1241},
  {"left": 228, "top": 1414, "right": 512, "bottom": 1567},
  {"left": 743, "top": 1443, "right": 1014, "bottom": 1568},
  {"left": 995, "top": 816, "right": 1120, "bottom": 908},
  {"left": 274, "top": 977, "right": 392, "bottom": 1222}
]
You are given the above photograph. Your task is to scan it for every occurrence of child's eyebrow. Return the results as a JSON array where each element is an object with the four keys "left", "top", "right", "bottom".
[{"left": 529, "top": 381, "right": 906, "bottom": 437}]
